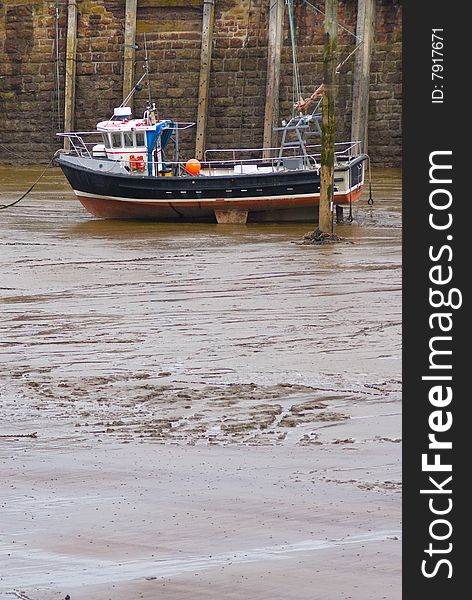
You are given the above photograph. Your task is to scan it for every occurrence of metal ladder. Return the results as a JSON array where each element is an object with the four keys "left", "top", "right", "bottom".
[{"left": 274, "top": 104, "right": 322, "bottom": 169}]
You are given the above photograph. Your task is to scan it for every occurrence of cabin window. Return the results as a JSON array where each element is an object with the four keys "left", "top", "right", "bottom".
[
  {"left": 135, "top": 132, "right": 145, "bottom": 147},
  {"left": 124, "top": 132, "right": 134, "bottom": 147},
  {"left": 111, "top": 133, "right": 122, "bottom": 148},
  {"left": 101, "top": 133, "right": 110, "bottom": 148}
]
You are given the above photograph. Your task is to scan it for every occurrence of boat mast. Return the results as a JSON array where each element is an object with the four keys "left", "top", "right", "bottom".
[{"left": 113, "top": 34, "right": 155, "bottom": 124}]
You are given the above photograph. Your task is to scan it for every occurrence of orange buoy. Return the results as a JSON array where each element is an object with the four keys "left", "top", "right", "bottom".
[{"left": 185, "top": 158, "right": 201, "bottom": 175}]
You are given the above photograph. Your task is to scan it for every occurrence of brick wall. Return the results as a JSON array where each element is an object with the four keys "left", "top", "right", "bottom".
[{"left": 0, "top": 0, "right": 402, "bottom": 166}]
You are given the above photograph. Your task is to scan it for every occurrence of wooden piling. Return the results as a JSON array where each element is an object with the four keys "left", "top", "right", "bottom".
[
  {"left": 123, "top": 0, "right": 138, "bottom": 109},
  {"left": 351, "top": 0, "right": 375, "bottom": 154},
  {"left": 195, "top": 0, "right": 215, "bottom": 161},
  {"left": 263, "top": 0, "right": 284, "bottom": 158},
  {"left": 319, "top": 0, "right": 338, "bottom": 233},
  {"left": 63, "top": 0, "right": 78, "bottom": 149}
]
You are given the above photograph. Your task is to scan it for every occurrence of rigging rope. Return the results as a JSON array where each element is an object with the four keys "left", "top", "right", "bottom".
[
  {"left": 287, "top": 0, "right": 303, "bottom": 116},
  {"left": 301, "top": 0, "right": 363, "bottom": 75},
  {"left": 301, "top": 0, "right": 360, "bottom": 41},
  {"left": 336, "top": 42, "right": 363, "bottom": 73},
  {"left": 289, "top": 0, "right": 365, "bottom": 117},
  {"left": 53, "top": 0, "right": 63, "bottom": 133}
]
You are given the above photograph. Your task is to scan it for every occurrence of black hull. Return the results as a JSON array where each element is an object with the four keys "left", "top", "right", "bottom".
[{"left": 57, "top": 154, "right": 367, "bottom": 222}]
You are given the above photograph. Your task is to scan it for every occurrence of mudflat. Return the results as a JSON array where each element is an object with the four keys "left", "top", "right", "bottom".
[{"left": 0, "top": 167, "right": 401, "bottom": 599}]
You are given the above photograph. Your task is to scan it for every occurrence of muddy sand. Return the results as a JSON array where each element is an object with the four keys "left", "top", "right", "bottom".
[{"left": 0, "top": 167, "right": 401, "bottom": 599}]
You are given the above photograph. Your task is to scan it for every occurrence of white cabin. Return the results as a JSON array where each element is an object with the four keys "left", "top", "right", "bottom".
[{"left": 93, "top": 106, "right": 171, "bottom": 175}]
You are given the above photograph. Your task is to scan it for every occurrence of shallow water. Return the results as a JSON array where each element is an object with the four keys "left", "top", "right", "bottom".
[
  {"left": 0, "top": 167, "right": 401, "bottom": 439},
  {"left": 0, "top": 167, "right": 402, "bottom": 599}
]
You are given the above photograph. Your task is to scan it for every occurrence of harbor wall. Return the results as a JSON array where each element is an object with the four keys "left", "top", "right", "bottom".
[{"left": 0, "top": 0, "right": 402, "bottom": 166}]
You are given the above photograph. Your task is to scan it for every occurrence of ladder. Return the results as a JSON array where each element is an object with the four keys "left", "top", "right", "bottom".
[{"left": 274, "top": 101, "right": 322, "bottom": 169}]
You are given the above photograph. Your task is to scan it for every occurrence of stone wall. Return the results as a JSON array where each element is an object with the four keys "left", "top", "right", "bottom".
[{"left": 0, "top": 0, "right": 402, "bottom": 166}]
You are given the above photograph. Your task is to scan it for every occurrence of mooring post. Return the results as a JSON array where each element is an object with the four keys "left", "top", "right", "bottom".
[
  {"left": 263, "top": 0, "right": 284, "bottom": 158},
  {"left": 123, "top": 0, "right": 138, "bottom": 110},
  {"left": 351, "top": 0, "right": 375, "bottom": 154},
  {"left": 63, "top": 0, "right": 78, "bottom": 150},
  {"left": 195, "top": 0, "right": 215, "bottom": 161},
  {"left": 319, "top": 0, "right": 338, "bottom": 233}
]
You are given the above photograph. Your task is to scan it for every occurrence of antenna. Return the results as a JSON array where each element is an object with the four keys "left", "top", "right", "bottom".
[
  {"left": 144, "top": 33, "right": 152, "bottom": 106},
  {"left": 116, "top": 33, "right": 152, "bottom": 111},
  {"left": 111, "top": 34, "right": 155, "bottom": 122}
]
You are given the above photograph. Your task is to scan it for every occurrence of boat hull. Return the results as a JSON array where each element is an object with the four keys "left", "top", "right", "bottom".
[{"left": 57, "top": 155, "right": 367, "bottom": 222}]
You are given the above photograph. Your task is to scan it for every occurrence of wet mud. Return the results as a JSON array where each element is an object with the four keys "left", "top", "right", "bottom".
[{"left": 0, "top": 167, "right": 401, "bottom": 599}]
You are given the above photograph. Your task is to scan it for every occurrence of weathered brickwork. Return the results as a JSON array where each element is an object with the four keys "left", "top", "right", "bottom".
[
  {"left": 369, "top": 0, "right": 402, "bottom": 165},
  {"left": 0, "top": 0, "right": 402, "bottom": 165},
  {"left": 74, "top": 1, "right": 125, "bottom": 133},
  {"left": 133, "top": 0, "right": 202, "bottom": 158}
]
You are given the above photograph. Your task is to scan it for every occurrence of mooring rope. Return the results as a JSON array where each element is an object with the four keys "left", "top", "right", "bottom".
[
  {"left": 0, "top": 152, "right": 59, "bottom": 211},
  {"left": 0, "top": 143, "right": 55, "bottom": 162},
  {"left": 367, "top": 155, "right": 374, "bottom": 206},
  {"left": 348, "top": 161, "right": 353, "bottom": 221}
]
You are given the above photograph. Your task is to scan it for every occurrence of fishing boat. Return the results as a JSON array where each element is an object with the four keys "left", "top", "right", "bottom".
[{"left": 56, "top": 3, "right": 368, "bottom": 224}]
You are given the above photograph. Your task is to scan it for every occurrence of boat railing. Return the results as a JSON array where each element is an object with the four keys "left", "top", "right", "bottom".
[
  {"left": 305, "top": 140, "right": 363, "bottom": 159},
  {"left": 150, "top": 144, "right": 362, "bottom": 176},
  {"left": 56, "top": 122, "right": 195, "bottom": 157},
  {"left": 56, "top": 131, "right": 363, "bottom": 176},
  {"left": 156, "top": 151, "right": 319, "bottom": 176},
  {"left": 56, "top": 133, "right": 317, "bottom": 174},
  {"left": 205, "top": 140, "right": 361, "bottom": 161},
  {"left": 56, "top": 132, "right": 102, "bottom": 157},
  {"left": 202, "top": 140, "right": 363, "bottom": 175},
  {"left": 56, "top": 132, "right": 105, "bottom": 158}
]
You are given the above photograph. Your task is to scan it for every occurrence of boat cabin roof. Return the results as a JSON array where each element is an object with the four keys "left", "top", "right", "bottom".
[{"left": 96, "top": 118, "right": 169, "bottom": 133}]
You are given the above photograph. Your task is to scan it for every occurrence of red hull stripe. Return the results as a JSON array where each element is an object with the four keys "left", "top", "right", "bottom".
[{"left": 76, "top": 188, "right": 363, "bottom": 219}]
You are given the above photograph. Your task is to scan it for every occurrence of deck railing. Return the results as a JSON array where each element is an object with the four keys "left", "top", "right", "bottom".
[
  {"left": 204, "top": 140, "right": 362, "bottom": 163},
  {"left": 57, "top": 132, "right": 363, "bottom": 176}
]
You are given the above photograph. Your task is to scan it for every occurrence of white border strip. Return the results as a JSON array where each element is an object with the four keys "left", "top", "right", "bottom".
[{"left": 75, "top": 187, "right": 361, "bottom": 205}]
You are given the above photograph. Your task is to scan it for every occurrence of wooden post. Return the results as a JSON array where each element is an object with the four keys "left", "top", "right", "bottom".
[
  {"left": 351, "top": 0, "right": 375, "bottom": 154},
  {"left": 319, "top": 0, "right": 338, "bottom": 233},
  {"left": 195, "top": 0, "right": 215, "bottom": 161},
  {"left": 263, "top": 0, "right": 284, "bottom": 157},
  {"left": 63, "top": 0, "right": 78, "bottom": 149},
  {"left": 123, "top": 0, "right": 138, "bottom": 109}
]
